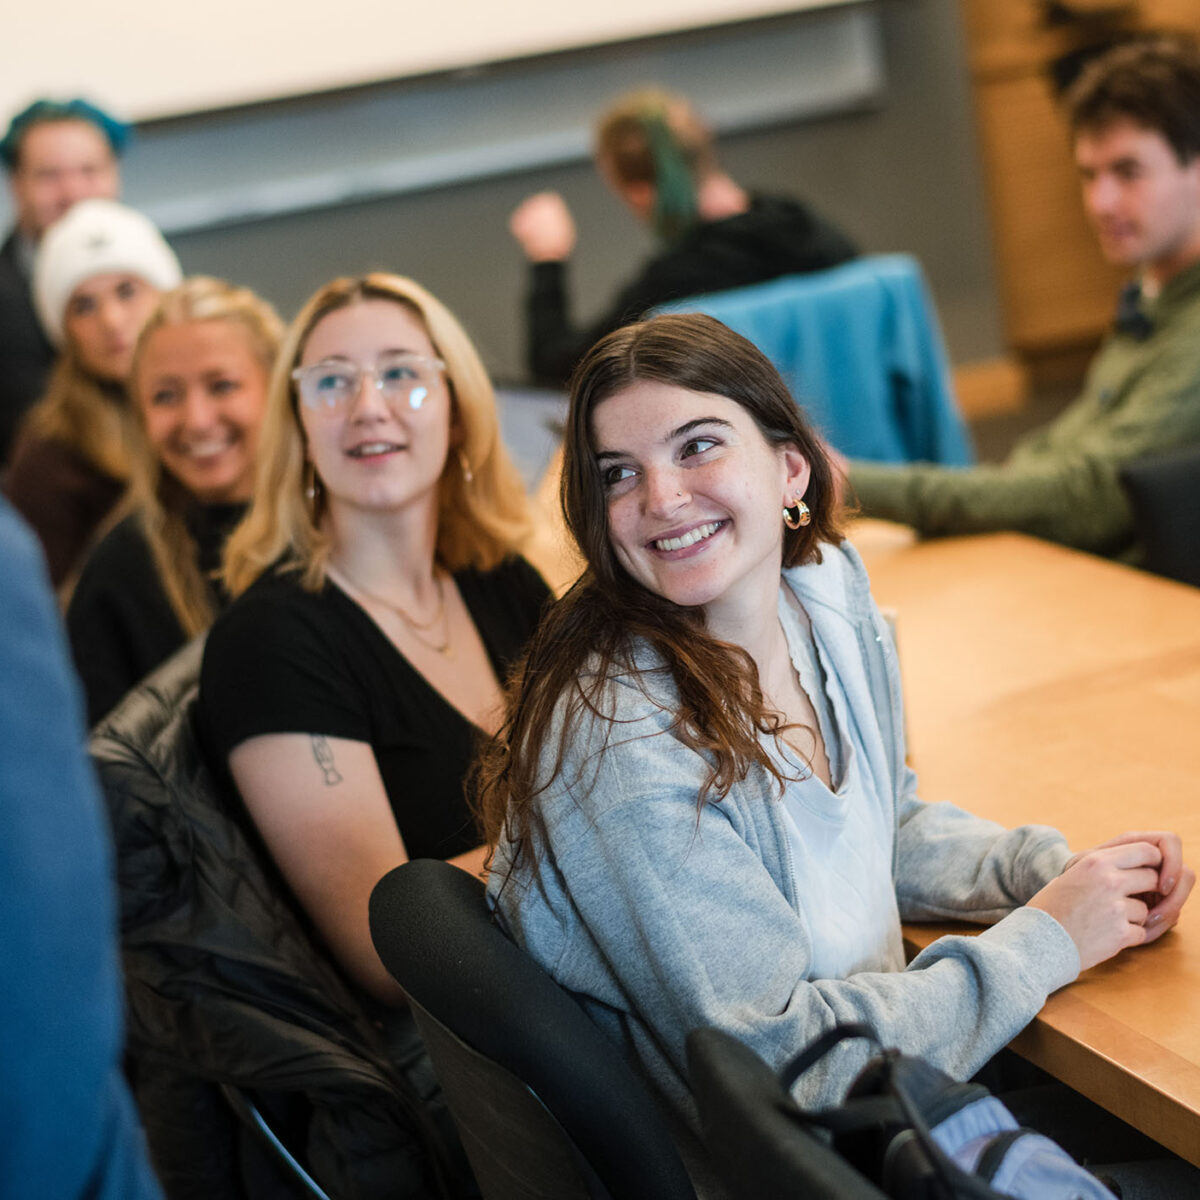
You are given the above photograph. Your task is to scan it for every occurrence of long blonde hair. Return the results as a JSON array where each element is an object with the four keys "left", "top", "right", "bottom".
[
  {"left": 223, "top": 273, "right": 532, "bottom": 596},
  {"left": 127, "top": 277, "right": 283, "bottom": 635},
  {"left": 21, "top": 349, "right": 133, "bottom": 483}
]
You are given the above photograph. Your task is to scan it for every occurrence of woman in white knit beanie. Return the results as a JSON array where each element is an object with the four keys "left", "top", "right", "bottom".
[{"left": 3, "top": 198, "right": 181, "bottom": 588}]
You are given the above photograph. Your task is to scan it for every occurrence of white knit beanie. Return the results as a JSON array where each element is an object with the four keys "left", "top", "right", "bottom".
[{"left": 33, "top": 199, "right": 182, "bottom": 345}]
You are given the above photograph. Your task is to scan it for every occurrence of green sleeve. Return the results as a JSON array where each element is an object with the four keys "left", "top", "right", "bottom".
[
  {"left": 847, "top": 456, "right": 1132, "bottom": 553},
  {"left": 849, "top": 345, "right": 1200, "bottom": 555}
]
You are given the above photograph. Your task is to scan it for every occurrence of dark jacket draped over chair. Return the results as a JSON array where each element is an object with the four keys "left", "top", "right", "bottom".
[{"left": 90, "top": 640, "right": 465, "bottom": 1199}]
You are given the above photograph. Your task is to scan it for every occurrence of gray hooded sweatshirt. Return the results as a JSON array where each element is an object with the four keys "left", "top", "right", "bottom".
[{"left": 490, "top": 540, "right": 1078, "bottom": 1133}]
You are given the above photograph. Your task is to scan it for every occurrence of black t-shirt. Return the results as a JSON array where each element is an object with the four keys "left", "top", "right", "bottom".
[
  {"left": 67, "top": 504, "right": 245, "bottom": 727},
  {"left": 198, "top": 556, "right": 551, "bottom": 861}
]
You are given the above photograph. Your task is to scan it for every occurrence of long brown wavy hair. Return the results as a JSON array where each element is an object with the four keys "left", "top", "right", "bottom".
[{"left": 475, "top": 312, "right": 845, "bottom": 866}]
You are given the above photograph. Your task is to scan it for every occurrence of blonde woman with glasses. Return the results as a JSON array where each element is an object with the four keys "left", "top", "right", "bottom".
[{"left": 197, "top": 274, "right": 550, "bottom": 1007}]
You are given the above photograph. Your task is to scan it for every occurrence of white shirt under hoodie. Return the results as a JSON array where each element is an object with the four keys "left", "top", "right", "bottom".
[{"left": 775, "top": 587, "right": 905, "bottom": 981}]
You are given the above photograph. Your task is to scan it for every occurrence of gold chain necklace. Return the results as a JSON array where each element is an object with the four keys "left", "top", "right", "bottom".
[{"left": 335, "top": 564, "right": 454, "bottom": 657}]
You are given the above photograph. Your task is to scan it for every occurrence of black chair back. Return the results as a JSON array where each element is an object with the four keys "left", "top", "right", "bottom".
[
  {"left": 1120, "top": 444, "right": 1200, "bottom": 587},
  {"left": 369, "top": 859, "right": 697, "bottom": 1200},
  {"left": 687, "top": 1026, "right": 889, "bottom": 1200}
]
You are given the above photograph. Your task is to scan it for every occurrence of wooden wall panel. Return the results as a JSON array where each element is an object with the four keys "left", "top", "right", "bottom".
[
  {"left": 961, "top": 0, "right": 1200, "bottom": 358},
  {"left": 972, "top": 71, "right": 1125, "bottom": 350}
]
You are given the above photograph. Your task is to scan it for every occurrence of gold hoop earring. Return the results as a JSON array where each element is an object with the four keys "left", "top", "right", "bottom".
[
  {"left": 457, "top": 447, "right": 474, "bottom": 486},
  {"left": 782, "top": 496, "right": 811, "bottom": 530},
  {"left": 304, "top": 463, "right": 324, "bottom": 510}
]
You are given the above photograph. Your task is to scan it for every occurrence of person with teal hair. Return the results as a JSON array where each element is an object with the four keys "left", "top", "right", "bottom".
[
  {"left": 0, "top": 97, "right": 129, "bottom": 462},
  {"left": 509, "top": 86, "right": 857, "bottom": 387}
]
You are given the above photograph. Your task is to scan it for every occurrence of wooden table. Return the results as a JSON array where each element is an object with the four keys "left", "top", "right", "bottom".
[{"left": 858, "top": 530, "right": 1200, "bottom": 1166}]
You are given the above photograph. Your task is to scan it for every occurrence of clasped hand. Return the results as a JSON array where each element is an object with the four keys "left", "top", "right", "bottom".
[{"left": 1028, "top": 831, "right": 1195, "bottom": 971}]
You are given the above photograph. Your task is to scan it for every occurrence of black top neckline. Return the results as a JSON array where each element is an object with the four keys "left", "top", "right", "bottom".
[{"left": 322, "top": 567, "right": 509, "bottom": 736}]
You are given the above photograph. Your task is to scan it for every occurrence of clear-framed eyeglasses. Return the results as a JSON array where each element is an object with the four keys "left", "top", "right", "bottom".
[{"left": 292, "top": 351, "right": 446, "bottom": 414}]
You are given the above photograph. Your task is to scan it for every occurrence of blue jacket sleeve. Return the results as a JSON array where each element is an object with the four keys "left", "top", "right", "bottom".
[{"left": 0, "top": 499, "right": 162, "bottom": 1200}]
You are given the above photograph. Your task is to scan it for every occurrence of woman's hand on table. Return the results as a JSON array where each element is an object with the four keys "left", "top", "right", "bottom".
[
  {"left": 1028, "top": 832, "right": 1194, "bottom": 970},
  {"left": 1064, "top": 831, "right": 1194, "bottom": 938}
]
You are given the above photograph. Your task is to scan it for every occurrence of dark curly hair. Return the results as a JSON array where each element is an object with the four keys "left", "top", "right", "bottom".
[{"left": 1066, "top": 36, "right": 1200, "bottom": 165}]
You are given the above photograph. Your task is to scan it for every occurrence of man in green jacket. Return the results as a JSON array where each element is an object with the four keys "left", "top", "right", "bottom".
[{"left": 847, "top": 38, "right": 1200, "bottom": 559}]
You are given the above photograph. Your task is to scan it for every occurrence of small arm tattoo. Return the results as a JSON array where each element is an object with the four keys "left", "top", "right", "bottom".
[{"left": 310, "top": 735, "right": 343, "bottom": 786}]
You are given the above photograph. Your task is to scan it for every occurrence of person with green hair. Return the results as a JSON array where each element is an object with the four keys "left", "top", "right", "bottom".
[{"left": 509, "top": 87, "right": 857, "bottom": 387}]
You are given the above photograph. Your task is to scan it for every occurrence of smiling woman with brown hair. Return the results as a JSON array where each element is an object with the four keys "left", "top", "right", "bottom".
[{"left": 476, "top": 311, "right": 1194, "bottom": 1191}]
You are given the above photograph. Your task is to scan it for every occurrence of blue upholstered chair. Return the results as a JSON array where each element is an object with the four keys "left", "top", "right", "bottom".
[{"left": 657, "top": 254, "right": 974, "bottom": 466}]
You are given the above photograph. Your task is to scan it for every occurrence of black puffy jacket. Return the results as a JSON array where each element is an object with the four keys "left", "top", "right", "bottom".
[{"left": 90, "top": 640, "right": 469, "bottom": 1199}]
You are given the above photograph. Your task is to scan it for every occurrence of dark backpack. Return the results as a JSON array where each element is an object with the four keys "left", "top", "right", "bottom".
[{"left": 783, "top": 1024, "right": 1116, "bottom": 1200}]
